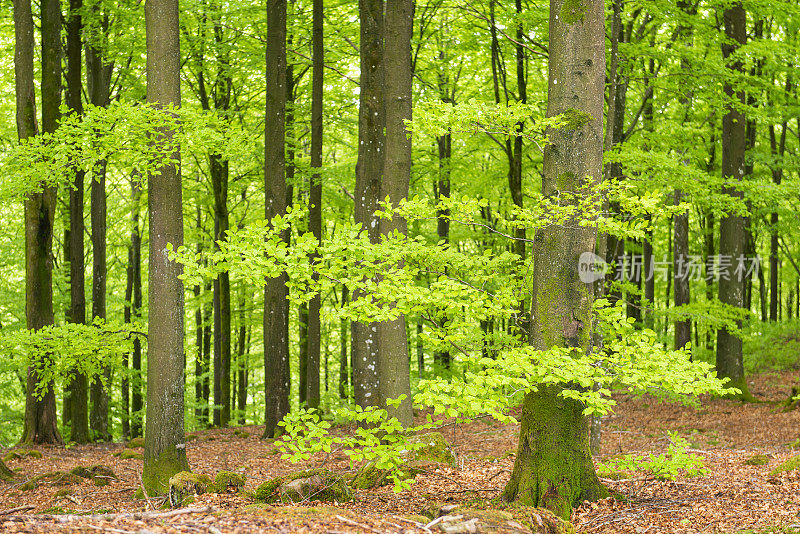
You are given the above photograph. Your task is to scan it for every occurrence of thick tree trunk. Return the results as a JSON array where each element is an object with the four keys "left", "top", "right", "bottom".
[
  {"left": 353, "top": 0, "right": 385, "bottom": 412},
  {"left": 211, "top": 155, "right": 231, "bottom": 427},
  {"left": 306, "top": 0, "right": 323, "bottom": 411},
  {"left": 142, "top": 0, "right": 190, "bottom": 494},
  {"left": 715, "top": 2, "right": 750, "bottom": 400},
  {"left": 17, "top": 0, "right": 63, "bottom": 446},
  {"left": 263, "top": 0, "right": 290, "bottom": 438},
  {"left": 379, "top": 0, "right": 414, "bottom": 425},
  {"left": 502, "top": 0, "right": 607, "bottom": 518}
]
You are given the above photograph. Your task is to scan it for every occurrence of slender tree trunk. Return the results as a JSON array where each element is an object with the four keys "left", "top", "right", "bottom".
[
  {"left": 194, "top": 207, "right": 206, "bottom": 424},
  {"left": 502, "top": 0, "right": 607, "bottom": 518},
  {"left": 16, "top": 0, "right": 63, "bottom": 446},
  {"left": 338, "top": 286, "right": 349, "bottom": 400},
  {"left": 306, "top": 0, "right": 324, "bottom": 411},
  {"left": 769, "top": 123, "right": 786, "bottom": 322},
  {"left": 704, "top": 212, "right": 716, "bottom": 351},
  {"left": 130, "top": 179, "right": 143, "bottom": 438},
  {"left": 298, "top": 302, "right": 308, "bottom": 406},
  {"left": 263, "top": 0, "right": 290, "bottom": 438},
  {"left": 86, "top": 6, "right": 113, "bottom": 441},
  {"left": 673, "top": 191, "right": 691, "bottom": 350},
  {"left": 715, "top": 1, "right": 750, "bottom": 399},
  {"left": 66, "top": 0, "right": 90, "bottom": 444},
  {"left": 236, "top": 288, "right": 248, "bottom": 425},
  {"left": 142, "top": 0, "right": 190, "bottom": 494}
]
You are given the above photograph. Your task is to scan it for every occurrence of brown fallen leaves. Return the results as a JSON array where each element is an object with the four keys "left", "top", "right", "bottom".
[{"left": 1, "top": 369, "right": 800, "bottom": 533}]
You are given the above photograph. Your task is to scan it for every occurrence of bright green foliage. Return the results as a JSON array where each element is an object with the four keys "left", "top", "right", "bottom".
[{"left": 597, "top": 433, "right": 708, "bottom": 481}]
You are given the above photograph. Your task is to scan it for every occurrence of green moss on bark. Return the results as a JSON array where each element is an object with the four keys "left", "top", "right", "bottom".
[
  {"left": 210, "top": 471, "right": 247, "bottom": 493},
  {"left": 502, "top": 386, "right": 607, "bottom": 520},
  {"left": 142, "top": 446, "right": 190, "bottom": 496},
  {"left": 255, "top": 469, "right": 352, "bottom": 504},
  {"left": 560, "top": 0, "right": 587, "bottom": 24}
]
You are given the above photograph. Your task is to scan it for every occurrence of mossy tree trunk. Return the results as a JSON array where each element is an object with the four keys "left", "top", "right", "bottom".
[
  {"left": 501, "top": 0, "right": 606, "bottom": 519},
  {"left": 16, "top": 0, "right": 63, "bottom": 446},
  {"left": 142, "top": 0, "right": 190, "bottom": 494}
]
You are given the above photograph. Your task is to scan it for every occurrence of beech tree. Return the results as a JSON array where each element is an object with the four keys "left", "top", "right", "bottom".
[
  {"left": 263, "top": 0, "right": 290, "bottom": 438},
  {"left": 16, "top": 0, "right": 62, "bottom": 445},
  {"left": 501, "top": 0, "right": 607, "bottom": 518},
  {"left": 142, "top": 0, "right": 190, "bottom": 494}
]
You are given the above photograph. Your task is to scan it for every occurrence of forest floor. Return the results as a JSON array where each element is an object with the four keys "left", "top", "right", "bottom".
[{"left": 2, "top": 370, "right": 800, "bottom": 534}]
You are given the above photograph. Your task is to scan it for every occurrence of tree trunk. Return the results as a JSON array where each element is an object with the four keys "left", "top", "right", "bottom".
[
  {"left": 673, "top": 190, "right": 691, "bottom": 350},
  {"left": 130, "top": 178, "right": 143, "bottom": 438},
  {"left": 66, "top": 0, "right": 90, "bottom": 444},
  {"left": 263, "top": 0, "right": 290, "bottom": 438},
  {"left": 306, "top": 0, "right": 323, "bottom": 411},
  {"left": 768, "top": 122, "right": 786, "bottom": 322},
  {"left": 353, "top": 0, "right": 385, "bottom": 412},
  {"left": 86, "top": 6, "right": 113, "bottom": 442},
  {"left": 338, "top": 285, "right": 349, "bottom": 400},
  {"left": 142, "top": 0, "right": 190, "bottom": 494},
  {"left": 194, "top": 207, "right": 206, "bottom": 424},
  {"left": 502, "top": 0, "right": 607, "bottom": 518},
  {"left": 299, "top": 302, "right": 308, "bottom": 406},
  {"left": 379, "top": 0, "right": 414, "bottom": 425},
  {"left": 17, "top": 0, "right": 63, "bottom": 446},
  {"left": 715, "top": 1, "right": 750, "bottom": 400}
]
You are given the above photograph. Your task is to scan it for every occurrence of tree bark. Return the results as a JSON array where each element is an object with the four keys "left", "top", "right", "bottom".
[
  {"left": 65, "top": 0, "right": 90, "bottom": 444},
  {"left": 306, "top": 0, "right": 323, "bottom": 411},
  {"left": 17, "top": 0, "right": 63, "bottom": 446},
  {"left": 379, "top": 0, "right": 414, "bottom": 425},
  {"left": 263, "top": 0, "right": 290, "bottom": 438},
  {"left": 673, "top": 190, "right": 691, "bottom": 350},
  {"left": 353, "top": 0, "right": 385, "bottom": 412},
  {"left": 715, "top": 1, "right": 750, "bottom": 399},
  {"left": 502, "top": 0, "right": 607, "bottom": 518},
  {"left": 142, "top": 0, "right": 190, "bottom": 494},
  {"left": 768, "top": 122, "right": 786, "bottom": 322},
  {"left": 86, "top": 5, "right": 113, "bottom": 441},
  {"left": 130, "top": 178, "right": 143, "bottom": 438}
]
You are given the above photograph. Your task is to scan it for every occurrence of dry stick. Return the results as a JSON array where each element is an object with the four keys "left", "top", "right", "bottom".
[
  {"left": 393, "top": 516, "right": 433, "bottom": 534},
  {"left": 335, "top": 514, "right": 389, "bottom": 534},
  {"left": 136, "top": 468, "right": 155, "bottom": 511},
  {"left": 0, "top": 505, "right": 35, "bottom": 515}
]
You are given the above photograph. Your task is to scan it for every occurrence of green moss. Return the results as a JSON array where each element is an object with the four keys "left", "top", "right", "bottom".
[
  {"left": 210, "top": 471, "right": 247, "bottom": 493},
  {"left": 168, "top": 471, "right": 212, "bottom": 507},
  {"left": 407, "top": 432, "right": 457, "bottom": 467},
  {"left": 126, "top": 437, "right": 145, "bottom": 448},
  {"left": 21, "top": 471, "right": 83, "bottom": 491},
  {"left": 142, "top": 446, "right": 190, "bottom": 496},
  {"left": 3, "top": 449, "right": 43, "bottom": 462},
  {"left": 119, "top": 449, "right": 143, "bottom": 460},
  {"left": 254, "top": 469, "right": 352, "bottom": 504},
  {"left": 744, "top": 454, "right": 770, "bottom": 466},
  {"left": 55, "top": 488, "right": 72, "bottom": 497},
  {"left": 770, "top": 455, "right": 800, "bottom": 475},
  {"left": 558, "top": 108, "right": 592, "bottom": 132},
  {"left": 559, "top": 0, "right": 587, "bottom": 24},
  {"left": 234, "top": 430, "right": 250, "bottom": 438},
  {"left": 352, "top": 461, "right": 421, "bottom": 490}
]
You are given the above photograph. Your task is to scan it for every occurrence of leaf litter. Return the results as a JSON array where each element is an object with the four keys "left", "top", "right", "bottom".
[{"left": 1, "top": 370, "right": 799, "bottom": 533}]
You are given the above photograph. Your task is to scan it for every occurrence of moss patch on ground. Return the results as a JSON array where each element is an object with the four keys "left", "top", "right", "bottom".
[
  {"left": 771, "top": 455, "right": 800, "bottom": 475},
  {"left": 744, "top": 454, "right": 770, "bottom": 466},
  {"left": 21, "top": 471, "right": 83, "bottom": 491},
  {"left": 3, "top": 449, "right": 43, "bottom": 462},
  {"left": 211, "top": 471, "right": 246, "bottom": 493},
  {"left": 254, "top": 469, "right": 352, "bottom": 504}
]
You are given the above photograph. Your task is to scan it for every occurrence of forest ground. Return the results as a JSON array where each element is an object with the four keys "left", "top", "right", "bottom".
[{"left": 2, "top": 371, "right": 800, "bottom": 534}]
